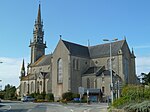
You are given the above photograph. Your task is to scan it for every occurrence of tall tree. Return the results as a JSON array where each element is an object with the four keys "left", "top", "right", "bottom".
[
  {"left": 4, "top": 84, "right": 16, "bottom": 100},
  {"left": 141, "top": 72, "right": 150, "bottom": 85}
]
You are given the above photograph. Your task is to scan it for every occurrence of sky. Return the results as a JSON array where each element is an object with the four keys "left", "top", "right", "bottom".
[{"left": 0, "top": 0, "right": 150, "bottom": 89}]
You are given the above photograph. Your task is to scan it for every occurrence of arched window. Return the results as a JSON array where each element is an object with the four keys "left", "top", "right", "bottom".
[
  {"left": 94, "top": 79, "right": 97, "bottom": 88},
  {"left": 37, "top": 81, "right": 39, "bottom": 93},
  {"left": 57, "top": 58, "right": 63, "bottom": 83},
  {"left": 24, "top": 82, "right": 26, "bottom": 93},
  {"left": 73, "top": 59, "right": 79, "bottom": 70},
  {"left": 107, "top": 58, "right": 115, "bottom": 70},
  {"left": 40, "top": 81, "right": 42, "bottom": 91},
  {"left": 76, "top": 59, "right": 79, "bottom": 70},
  {"left": 102, "top": 86, "right": 105, "bottom": 93},
  {"left": 31, "top": 82, "right": 34, "bottom": 93},
  {"left": 87, "top": 78, "right": 90, "bottom": 88},
  {"left": 73, "top": 59, "right": 75, "bottom": 69}
]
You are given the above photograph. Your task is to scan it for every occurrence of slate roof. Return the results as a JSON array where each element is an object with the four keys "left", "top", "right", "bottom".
[
  {"left": 84, "top": 88, "right": 101, "bottom": 94},
  {"left": 62, "top": 40, "right": 90, "bottom": 58},
  {"left": 21, "top": 72, "right": 50, "bottom": 81},
  {"left": 62, "top": 39, "right": 125, "bottom": 59},
  {"left": 31, "top": 54, "right": 52, "bottom": 67},
  {"left": 97, "top": 70, "right": 116, "bottom": 77},
  {"left": 84, "top": 66, "right": 100, "bottom": 74},
  {"left": 83, "top": 66, "right": 105, "bottom": 76},
  {"left": 88, "top": 40, "right": 125, "bottom": 58}
]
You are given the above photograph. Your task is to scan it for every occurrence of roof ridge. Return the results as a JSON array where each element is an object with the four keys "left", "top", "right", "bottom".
[
  {"left": 62, "top": 39, "right": 88, "bottom": 48},
  {"left": 89, "top": 40, "right": 125, "bottom": 48}
]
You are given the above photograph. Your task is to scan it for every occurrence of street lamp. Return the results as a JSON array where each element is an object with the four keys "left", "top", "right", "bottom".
[{"left": 103, "top": 38, "right": 118, "bottom": 104}]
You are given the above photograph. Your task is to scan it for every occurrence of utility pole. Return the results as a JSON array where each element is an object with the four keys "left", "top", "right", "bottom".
[{"left": 103, "top": 38, "right": 118, "bottom": 104}]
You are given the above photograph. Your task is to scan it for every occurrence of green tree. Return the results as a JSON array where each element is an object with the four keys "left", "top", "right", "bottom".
[
  {"left": 141, "top": 72, "right": 150, "bottom": 85},
  {"left": 113, "top": 85, "right": 150, "bottom": 109},
  {"left": 4, "top": 84, "right": 16, "bottom": 100}
]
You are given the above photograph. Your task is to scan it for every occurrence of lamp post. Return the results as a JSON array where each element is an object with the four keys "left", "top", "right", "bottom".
[{"left": 103, "top": 38, "right": 118, "bottom": 104}]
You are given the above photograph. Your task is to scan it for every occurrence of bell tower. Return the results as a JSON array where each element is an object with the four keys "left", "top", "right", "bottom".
[{"left": 29, "top": 4, "right": 47, "bottom": 64}]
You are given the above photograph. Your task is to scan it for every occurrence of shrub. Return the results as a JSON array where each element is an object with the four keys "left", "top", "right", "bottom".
[
  {"left": 62, "top": 92, "right": 73, "bottom": 101},
  {"left": 0, "top": 92, "right": 5, "bottom": 99},
  {"left": 29, "top": 92, "right": 38, "bottom": 98},
  {"left": 113, "top": 84, "right": 150, "bottom": 111},
  {"left": 36, "top": 94, "right": 44, "bottom": 100},
  {"left": 45, "top": 93, "right": 54, "bottom": 102},
  {"left": 72, "top": 93, "right": 80, "bottom": 98},
  {"left": 113, "top": 96, "right": 130, "bottom": 108},
  {"left": 123, "top": 101, "right": 150, "bottom": 112}
]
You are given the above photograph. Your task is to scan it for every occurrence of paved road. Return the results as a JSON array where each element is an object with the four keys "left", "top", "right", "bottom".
[{"left": 0, "top": 101, "right": 108, "bottom": 112}]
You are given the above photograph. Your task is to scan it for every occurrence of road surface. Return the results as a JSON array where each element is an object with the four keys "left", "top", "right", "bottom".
[{"left": 0, "top": 101, "right": 108, "bottom": 112}]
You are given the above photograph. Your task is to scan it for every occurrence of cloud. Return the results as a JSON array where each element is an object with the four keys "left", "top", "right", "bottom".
[
  {"left": 136, "top": 56, "right": 150, "bottom": 75},
  {"left": 0, "top": 57, "right": 29, "bottom": 90}
]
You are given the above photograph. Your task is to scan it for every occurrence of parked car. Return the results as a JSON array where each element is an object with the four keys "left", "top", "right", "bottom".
[{"left": 21, "top": 96, "right": 35, "bottom": 102}]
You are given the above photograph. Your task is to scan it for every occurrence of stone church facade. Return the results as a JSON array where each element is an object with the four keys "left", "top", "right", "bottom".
[{"left": 19, "top": 4, "right": 137, "bottom": 101}]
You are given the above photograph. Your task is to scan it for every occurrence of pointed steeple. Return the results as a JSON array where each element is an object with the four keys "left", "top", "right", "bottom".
[
  {"left": 132, "top": 48, "right": 134, "bottom": 54},
  {"left": 21, "top": 59, "right": 25, "bottom": 71},
  {"left": 37, "top": 4, "right": 41, "bottom": 24},
  {"left": 29, "top": 3, "right": 47, "bottom": 64},
  {"left": 131, "top": 48, "right": 136, "bottom": 58},
  {"left": 21, "top": 59, "right": 25, "bottom": 77}
]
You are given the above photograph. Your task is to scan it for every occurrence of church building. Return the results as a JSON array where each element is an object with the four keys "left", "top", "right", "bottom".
[{"left": 19, "top": 4, "right": 137, "bottom": 101}]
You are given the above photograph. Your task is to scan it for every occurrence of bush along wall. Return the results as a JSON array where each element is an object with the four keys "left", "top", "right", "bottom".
[
  {"left": 112, "top": 84, "right": 150, "bottom": 112},
  {"left": 29, "top": 92, "right": 54, "bottom": 102}
]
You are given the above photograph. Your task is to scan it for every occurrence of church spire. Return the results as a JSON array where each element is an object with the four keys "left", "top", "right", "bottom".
[
  {"left": 37, "top": 4, "right": 41, "bottom": 24},
  {"left": 29, "top": 3, "right": 47, "bottom": 64},
  {"left": 21, "top": 59, "right": 25, "bottom": 77},
  {"left": 21, "top": 59, "right": 25, "bottom": 71}
]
